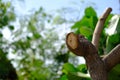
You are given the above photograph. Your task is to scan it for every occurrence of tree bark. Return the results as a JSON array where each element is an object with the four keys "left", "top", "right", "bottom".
[
  {"left": 103, "top": 44, "right": 120, "bottom": 72},
  {"left": 66, "top": 32, "right": 108, "bottom": 80},
  {"left": 92, "top": 8, "right": 112, "bottom": 49}
]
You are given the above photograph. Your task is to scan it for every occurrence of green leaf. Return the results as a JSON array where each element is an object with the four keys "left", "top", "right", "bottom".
[
  {"left": 60, "top": 75, "right": 68, "bottom": 80},
  {"left": 63, "top": 63, "right": 77, "bottom": 73},
  {"left": 72, "top": 17, "right": 91, "bottom": 29},
  {"left": 28, "top": 21, "right": 37, "bottom": 31},
  {"left": 52, "top": 15, "right": 66, "bottom": 24},
  {"left": 108, "top": 64, "right": 120, "bottom": 80},
  {"left": 104, "top": 14, "right": 113, "bottom": 28},
  {"left": 116, "top": 16, "right": 120, "bottom": 33},
  {"left": 33, "top": 33, "right": 41, "bottom": 39},
  {"left": 106, "top": 34, "right": 120, "bottom": 53},
  {"left": 6, "top": 2, "right": 11, "bottom": 8},
  {"left": 55, "top": 54, "right": 68, "bottom": 63},
  {"left": 42, "top": 13, "right": 47, "bottom": 17},
  {"left": 107, "top": 34, "right": 119, "bottom": 44},
  {"left": 0, "top": 33, "right": 3, "bottom": 38},
  {"left": 80, "top": 26, "right": 93, "bottom": 38},
  {"left": 71, "top": 7, "right": 98, "bottom": 35},
  {"left": 77, "top": 64, "right": 87, "bottom": 73},
  {"left": 9, "top": 25, "right": 14, "bottom": 30},
  {"left": 85, "top": 7, "right": 97, "bottom": 17},
  {"left": 2, "top": 15, "right": 8, "bottom": 25},
  {"left": 67, "top": 72, "right": 83, "bottom": 80}
]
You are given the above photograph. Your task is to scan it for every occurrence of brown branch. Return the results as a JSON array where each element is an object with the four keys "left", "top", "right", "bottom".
[
  {"left": 66, "top": 7, "right": 120, "bottom": 80},
  {"left": 66, "top": 32, "right": 108, "bottom": 80},
  {"left": 103, "top": 44, "right": 120, "bottom": 72},
  {"left": 92, "top": 8, "right": 112, "bottom": 49}
]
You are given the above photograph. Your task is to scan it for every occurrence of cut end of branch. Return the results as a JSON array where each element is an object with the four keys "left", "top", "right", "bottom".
[
  {"left": 66, "top": 32, "right": 78, "bottom": 49},
  {"left": 66, "top": 32, "right": 97, "bottom": 56},
  {"left": 102, "top": 7, "right": 112, "bottom": 19},
  {"left": 66, "top": 32, "right": 84, "bottom": 56},
  {"left": 106, "top": 7, "right": 112, "bottom": 13}
]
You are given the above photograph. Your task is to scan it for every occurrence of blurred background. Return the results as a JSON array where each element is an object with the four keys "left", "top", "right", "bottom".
[{"left": 0, "top": 0, "right": 120, "bottom": 80}]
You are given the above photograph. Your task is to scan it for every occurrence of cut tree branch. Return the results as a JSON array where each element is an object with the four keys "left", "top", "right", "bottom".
[
  {"left": 66, "top": 7, "right": 120, "bottom": 80},
  {"left": 66, "top": 32, "right": 108, "bottom": 80},
  {"left": 92, "top": 8, "right": 112, "bottom": 49}
]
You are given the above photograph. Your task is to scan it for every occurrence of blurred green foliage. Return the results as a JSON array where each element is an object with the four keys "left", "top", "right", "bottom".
[
  {"left": 0, "top": 0, "right": 17, "bottom": 80},
  {"left": 0, "top": 0, "right": 120, "bottom": 80},
  {"left": 60, "top": 63, "right": 90, "bottom": 80}
]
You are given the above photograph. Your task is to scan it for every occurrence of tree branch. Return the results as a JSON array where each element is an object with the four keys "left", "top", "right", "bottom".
[
  {"left": 65, "top": 7, "right": 120, "bottom": 80},
  {"left": 92, "top": 8, "right": 112, "bottom": 49},
  {"left": 103, "top": 44, "right": 120, "bottom": 71},
  {"left": 66, "top": 32, "right": 108, "bottom": 80}
]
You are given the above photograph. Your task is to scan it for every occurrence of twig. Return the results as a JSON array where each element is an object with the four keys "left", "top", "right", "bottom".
[{"left": 92, "top": 8, "right": 112, "bottom": 49}]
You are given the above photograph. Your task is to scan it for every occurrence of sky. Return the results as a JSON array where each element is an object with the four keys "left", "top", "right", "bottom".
[
  {"left": 14, "top": 0, "right": 120, "bottom": 16},
  {"left": 12, "top": 0, "right": 120, "bottom": 34}
]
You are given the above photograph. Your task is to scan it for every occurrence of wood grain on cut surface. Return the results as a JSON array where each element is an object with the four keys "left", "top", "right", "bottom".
[{"left": 67, "top": 32, "right": 78, "bottom": 49}]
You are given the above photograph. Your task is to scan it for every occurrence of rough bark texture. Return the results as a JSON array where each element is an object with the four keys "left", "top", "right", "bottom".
[
  {"left": 66, "top": 32, "right": 108, "bottom": 80},
  {"left": 103, "top": 44, "right": 120, "bottom": 71}
]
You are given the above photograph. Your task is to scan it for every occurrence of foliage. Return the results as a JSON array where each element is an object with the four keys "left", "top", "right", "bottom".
[
  {"left": 10, "top": 7, "right": 63, "bottom": 79},
  {"left": 106, "top": 15, "right": 120, "bottom": 53},
  {"left": 8, "top": 5, "right": 78, "bottom": 79},
  {"left": 60, "top": 63, "right": 90, "bottom": 80},
  {"left": 105, "top": 15, "right": 120, "bottom": 79},
  {"left": 72, "top": 7, "right": 98, "bottom": 40},
  {"left": 108, "top": 64, "right": 120, "bottom": 80},
  {"left": 0, "top": 0, "right": 17, "bottom": 80},
  {"left": 0, "top": 0, "right": 78, "bottom": 79},
  {"left": 0, "top": 0, "right": 67, "bottom": 79},
  {"left": 0, "top": 0, "right": 15, "bottom": 28},
  {"left": 72, "top": 7, "right": 113, "bottom": 54},
  {"left": 0, "top": 0, "right": 120, "bottom": 80},
  {"left": 0, "top": 49, "right": 17, "bottom": 79}
]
